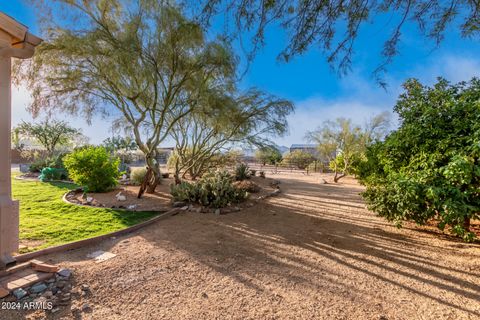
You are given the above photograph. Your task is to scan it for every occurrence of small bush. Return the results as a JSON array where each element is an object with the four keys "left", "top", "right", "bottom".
[
  {"left": 235, "top": 163, "right": 251, "bottom": 181},
  {"left": 29, "top": 153, "right": 68, "bottom": 173},
  {"left": 130, "top": 167, "right": 147, "bottom": 185},
  {"left": 39, "top": 167, "right": 68, "bottom": 181},
  {"left": 250, "top": 169, "right": 257, "bottom": 176},
  {"left": 259, "top": 171, "right": 266, "bottom": 178},
  {"left": 64, "top": 146, "right": 120, "bottom": 192},
  {"left": 170, "top": 171, "right": 247, "bottom": 208},
  {"left": 233, "top": 180, "right": 260, "bottom": 193}
]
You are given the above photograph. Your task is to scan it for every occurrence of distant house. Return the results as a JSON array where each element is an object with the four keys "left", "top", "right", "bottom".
[{"left": 289, "top": 144, "right": 318, "bottom": 157}]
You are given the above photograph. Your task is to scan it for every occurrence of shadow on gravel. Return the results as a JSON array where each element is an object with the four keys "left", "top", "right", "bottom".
[{"left": 138, "top": 175, "right": 480, "bottom": 317}]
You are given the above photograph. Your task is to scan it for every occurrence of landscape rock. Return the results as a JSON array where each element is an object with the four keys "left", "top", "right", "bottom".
[
  {"left": 57, "top": 268, "right": 72, "bottom": 279},
  {"left": 13, "top": 288, "right": 28, "bottom": 299},
  {"left": 115, "top": 192, "right": 127, "bottom": 201},
  {"left": 30, "top": 283, "right": 48, "bottom": 294},
  {"left": 214, "top": 209, "right": 221, "bottom": 215},
  {"left": 82, "top": 303, "right": 92, "bottom": 312},
  {"left": 172, "top": 201, "right": 187, "bottom": 207}
]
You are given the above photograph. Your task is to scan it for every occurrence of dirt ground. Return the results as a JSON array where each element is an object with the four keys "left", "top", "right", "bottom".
[{"left": 3, "top": 173, "right": 480, "bottom": 320}]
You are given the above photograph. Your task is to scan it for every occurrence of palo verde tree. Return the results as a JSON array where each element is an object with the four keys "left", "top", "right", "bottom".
[
  {"left": 16, "top": 1, "right": 236, "bottom": 196},
  {"left": 194, "top": 0, "right": 480, "bottom": 84},
  {"left": 307, "top": 113, "right": 390, "bottom": 182},
  {"left": 16, "top": 119, "right": 81, "bottom": 156},
  {"left": 169, "top": 89, "right": 293, "bottom": 183},
  {"left": 282, "top": 150, "right": 315, "bottom": 170},
  {"left": 255, "top": 146, "right": 283, "bottom": 166},
  {"left": 357, "top": 78, "right": 480, "bottom": 241}
]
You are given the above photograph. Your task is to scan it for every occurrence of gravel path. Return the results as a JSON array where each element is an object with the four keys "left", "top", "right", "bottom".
[{"left": 3, "top": 173, "right": 480, "bottom": 320}]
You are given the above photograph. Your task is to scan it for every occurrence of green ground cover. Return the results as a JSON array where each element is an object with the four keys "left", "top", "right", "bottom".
[{"left": 12, "top": 176, "right": 159, "bottom": 252}]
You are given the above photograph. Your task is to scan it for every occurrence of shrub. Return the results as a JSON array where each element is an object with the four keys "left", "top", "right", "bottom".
[
  {"left": 235, "top": 163, "right": 251, "bottom": 181},
  {"left": 63, "top": 146, "right": 120, "bottom": 192},
  {"left": 29, "top": 153, "right": 68, "bottom": 173},
  {"left": 170, "top": 171, "right": 247, "bottom": 208},
  {"left": 130, "top": 167, "right": 147, "bottom": 185},
  {"left": 233, "top": 180, "right": 260, "bottom": 193},
  {"left": 259, "top": 171, "right": 266, "bottom": 178},
  {"left": 282, "top": 150, "right": 315, "bottom": 169},
  {"left": 250, "top": 169, "right": 257, "bottom": 176},
  {"left": 39, "top": 167, "right": 68, "bottom": 181}
]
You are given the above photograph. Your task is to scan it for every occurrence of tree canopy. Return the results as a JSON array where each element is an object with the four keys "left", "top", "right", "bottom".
[
  {"left": 194, "top": 0, "right": 480, "bottom": 84},
  {"left": 17, "top": 0, "right": 239, "bottom": 194},
  {"left": 16, "top": 120, "right": 81, "bottom": 156},
  {"left": 357, "top": 78, "right": 480, "bottom": 241},
  {"left": 169, "top": 89, "right": 293, "bottom": 181},
  {"left": 307, "top": 113, "right": 390, "bottom": 182},
  {"left": 255, "top": 146, "right": 283, "bottom": 166}
]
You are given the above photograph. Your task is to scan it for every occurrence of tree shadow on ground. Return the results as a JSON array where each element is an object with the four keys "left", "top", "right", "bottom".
[{"left": 135, "top": 175, "right": 480, "bottom": 317}]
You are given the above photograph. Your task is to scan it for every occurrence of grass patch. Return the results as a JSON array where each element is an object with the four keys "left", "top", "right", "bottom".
[{"left": 12, "top": 176, "right": 160, "bottom": 252}]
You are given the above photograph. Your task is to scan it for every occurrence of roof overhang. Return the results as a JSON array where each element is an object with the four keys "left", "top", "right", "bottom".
[{"left": 0, "top": 11, "right": 42, "bottom": 59}]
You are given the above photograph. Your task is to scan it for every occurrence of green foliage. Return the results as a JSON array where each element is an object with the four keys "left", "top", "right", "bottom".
[
  {"left": 39, "top": 167, "right": 68, "bottom": 181},
  {"left": 63, "top": 146, "right": 120, "bottom": 193},
  {"left": 16, "top": 120, "right": 81, "bottom": 156},
  {"left": 102, "top": 136, "right": 137, "bottom": 153},
  {"left": 170, "top": 171, "right": 247, "bottom": 208},
  {"left": 308, "top": 114, "right": 390, "bottom": 182},
  {"left": 357, "top": 78, "right": 480, "bottom": 241},
  {"left": 12, "top": 174, "right": 160, "bottom": 252},
  {"left": 130, "top": 167, "right": 147, "bottom": 186},
  {"left": 255, "top": 147, "right": 282, "bottom": 165},
  {"left": 282, "top": 150, "right": 315, "bottom": 169},
  {"left": 18, "top": 1, "right": 241, "bottom": 193},
  {"left": 307, "top": 160, "right": 326, "bottom": 173},
  {"left": 29, "top": 153, "right": 68, "bottom": 173},
  {"left": 235, "top": 163, "right": 251, "bottom": 181}
]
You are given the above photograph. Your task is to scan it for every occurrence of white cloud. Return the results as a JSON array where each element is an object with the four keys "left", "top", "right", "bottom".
[
  {"left": 275, "top": 54, "right": 480, "bottom": 147},
  {"left": 11, "top": 54, "right": 480, "bottom": 148}
]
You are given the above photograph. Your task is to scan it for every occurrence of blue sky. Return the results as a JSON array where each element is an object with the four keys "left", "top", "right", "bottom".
[{"left": 3, "top": 1, "right": 480, "bottom": 147}]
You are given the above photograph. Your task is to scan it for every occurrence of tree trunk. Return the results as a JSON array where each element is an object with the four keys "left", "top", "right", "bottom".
[
  {"left": 333, "top": 171, "right": 346, "bottom": 183},
  {"left": 137, "top": 168, "right": 153, "bottom": 198},
  {"left": 174, "top": 161, "right": 181, "bottom": 185},
  {"left": 137, "top": 153, "right": 161, "bottom": 197},
  {"left": 464, "top": 216, "right": 471, "bottom": 232}
]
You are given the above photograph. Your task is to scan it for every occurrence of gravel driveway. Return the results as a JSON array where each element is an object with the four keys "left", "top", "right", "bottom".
[{"left": 3, "top": 173, "right": 479, "bottom": 320}]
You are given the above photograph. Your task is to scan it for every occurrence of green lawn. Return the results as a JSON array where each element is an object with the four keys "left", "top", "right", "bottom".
[{"left": 12, "top": 176, "right": 160, "bottom": 252}]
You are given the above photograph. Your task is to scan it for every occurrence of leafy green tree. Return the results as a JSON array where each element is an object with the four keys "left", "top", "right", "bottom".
[
  {"left": 308, "top": 114, "right": 390, "bottom": 182},
  {"left": 255, "top": 147, "right": 283, "bottom": 165},
  {"left": 16, "top": 120, "right": 81, "bottom": 156},
  {"left": 357, "top": 78, "right": 480, "bottom": 241},
  {"left": 17, "top": 1, "right": 236, "bottom": 196},
  {"left": 196, "top": 0, "right": 480, "bottom": 84},
  {"left": 282, "top": 150, "right": 315, "bottom": 170},
  {"left": 102, "top": 136, "right": 137, "bottom": 154}
]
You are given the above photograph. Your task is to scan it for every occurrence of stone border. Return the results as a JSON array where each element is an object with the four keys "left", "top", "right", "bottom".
[
  {"left": 13, "top": 179, "right": 282, "bottom": 263},
  {"left": 61, "top": 190, "right": 170, "bottom": 213},
  {"left": 14, "top": 207, "right": 182, "bottom": 263}
]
